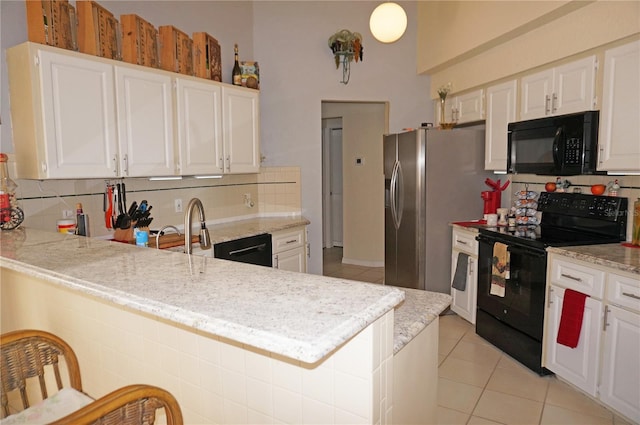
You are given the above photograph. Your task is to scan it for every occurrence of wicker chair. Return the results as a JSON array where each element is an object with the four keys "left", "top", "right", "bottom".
[{"left": 1, "top": 329, "right": 183, "bottom": 425}]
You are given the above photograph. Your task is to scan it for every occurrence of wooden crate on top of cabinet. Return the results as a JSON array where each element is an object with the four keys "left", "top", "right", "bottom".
[
  {"left": 192, "top": 32, "right": 222, "bottom": 82},
  {"left": 158, "top": 25, "right": 194, "bottom": 76},
  {"left": 120, "top": 14, "right": 159, "bottom": 68},
  {"left": 76, "top": 0, "right": 120, "bottom": 60},
  {"left": 25, "top": 0, "right": 76, "bottom": 50}
]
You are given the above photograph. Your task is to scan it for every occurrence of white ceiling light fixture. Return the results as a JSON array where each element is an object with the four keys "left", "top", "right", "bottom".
[{"left": 369, "top": 2, "right": 407, "bottom": 44}]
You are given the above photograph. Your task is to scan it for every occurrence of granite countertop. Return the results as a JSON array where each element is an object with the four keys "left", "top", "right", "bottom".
[
  {"left": 547, "top": 244, "right": 640, "bottom": 275},
  {"left": 393, "top": 288, "right": 452, "bottom": 354},
  {"left": 0, "top": 227, "right": 404, "bottom": 364},
  {"left": 206, "top": 216, "right": 311, "bottom": 244},
  {"left": 451, "top": 221, "right": 484, "bottom": 232},
  {"left": 452, "top": 221, "right": 639, "bottom": 274}
]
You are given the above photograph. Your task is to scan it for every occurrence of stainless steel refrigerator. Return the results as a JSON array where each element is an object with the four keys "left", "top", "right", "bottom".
[{"left": 384, "top": 128, "right": 493, "bottom": 292}]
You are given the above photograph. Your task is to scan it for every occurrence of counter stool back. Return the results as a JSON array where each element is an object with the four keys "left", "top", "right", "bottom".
[{"left": 1, "top": 329, "right": 183, "bottom": 425}]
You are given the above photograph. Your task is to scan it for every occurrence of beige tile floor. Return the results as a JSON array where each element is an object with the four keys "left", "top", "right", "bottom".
[{"left": 322, "top": 247, "right": 636, "bottom": 425}]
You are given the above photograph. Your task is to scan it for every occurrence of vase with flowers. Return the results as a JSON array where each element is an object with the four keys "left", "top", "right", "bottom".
[{"left": 437, "top": 83, "right": 455, "bottom": 129}]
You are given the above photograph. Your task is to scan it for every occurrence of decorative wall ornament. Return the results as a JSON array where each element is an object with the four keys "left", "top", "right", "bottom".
[{"left": 328, "top": 29, "right": 363, "bottom": 84}]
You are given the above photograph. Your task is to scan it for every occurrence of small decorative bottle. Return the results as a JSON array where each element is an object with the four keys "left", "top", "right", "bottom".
[
  {"left": 608, "top": 179, "right": 620, "bottom": 197},
  {"left": 232, "top": 44, "right": 242, "bottom": 86},
  {"left": 0, "top": 153, "right": 24, "bottom": 230},
  {"left": 632, "top": 198, "right": 640, "bottom": 246}
]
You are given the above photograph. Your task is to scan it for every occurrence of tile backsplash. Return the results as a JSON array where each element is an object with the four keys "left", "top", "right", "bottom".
[{"left": 10, "top": 161, "right": 301, "bottom": 238}]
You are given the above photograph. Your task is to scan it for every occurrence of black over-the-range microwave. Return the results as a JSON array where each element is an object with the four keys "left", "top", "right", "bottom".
[{"left": 507, "top": 110, "right": 602, "bottom": 176}]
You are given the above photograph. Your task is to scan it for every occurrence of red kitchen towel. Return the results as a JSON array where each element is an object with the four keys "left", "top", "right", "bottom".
[{"left": 557, "top": 289, "right": 589, "bottom": 348}]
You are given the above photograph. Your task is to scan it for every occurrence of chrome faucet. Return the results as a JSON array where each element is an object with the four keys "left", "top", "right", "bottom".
[{"left": 184, "top": 198, "right": 212, "bottom": 254}]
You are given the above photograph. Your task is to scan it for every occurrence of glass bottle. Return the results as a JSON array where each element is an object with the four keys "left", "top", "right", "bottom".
[
  {"left": 0, "top": 153, "right": 24, "bottom": 230},
  {"left": 632, "top": 198, "right": 640, "bottom": 246},
  {"left": 232, "top": 44, "right": 242, "bottom": 86},
  {"left": 0, "top": 154, "right": 17, "bottom": 209}
]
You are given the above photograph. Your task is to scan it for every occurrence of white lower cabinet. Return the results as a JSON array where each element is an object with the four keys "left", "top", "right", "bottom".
[
  {"left": 450, "top": 227, "right": 478, "bottom": 324},
  {"left": 545, "top": 284, "right": 602, "bottom": 397},
  {"left": 272, "top": 226, "right": 307, "bottom": 273},
  {"left": 599, "top": 272, "right": 640, "bottom": 421},
  {"left": 544, "top": 253, "right": 640, "bottom": 421}
]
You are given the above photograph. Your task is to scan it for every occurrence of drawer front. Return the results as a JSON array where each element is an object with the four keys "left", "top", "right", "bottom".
[
  {"left": 452, "top": 228, "right": 478, "bottom": 255},
  {"left": 549, "top": 257, "right": 605, "bottom": 299},
  {"left": 607, "top": 272, "right": 640, "bottom": 313},
  {"left": 272, "top": 227, "right": 304, "bottom": 254}
]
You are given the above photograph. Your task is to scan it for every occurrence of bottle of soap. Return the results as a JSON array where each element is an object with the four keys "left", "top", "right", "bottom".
[{"left": 633, "top": 198, "right": 640, "bottom": 246}]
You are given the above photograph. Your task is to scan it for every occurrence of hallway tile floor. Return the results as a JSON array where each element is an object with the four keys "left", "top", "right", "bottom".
[{"left": 322, "top": 247, "right": 636, "bottom": 425}]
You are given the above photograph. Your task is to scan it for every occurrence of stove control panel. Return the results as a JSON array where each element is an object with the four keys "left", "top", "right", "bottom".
[{"left": 538, "top": 192, "right": 628, "bottom": 221}]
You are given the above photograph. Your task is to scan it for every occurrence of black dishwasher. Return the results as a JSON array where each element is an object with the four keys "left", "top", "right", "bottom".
[{"left": 213, "top": 233, "right": 272, "bottom": 267}]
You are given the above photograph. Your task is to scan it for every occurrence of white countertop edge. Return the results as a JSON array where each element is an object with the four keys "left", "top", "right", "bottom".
[{"left": 393, "top": 289, "right": 452, "bottom": 354}]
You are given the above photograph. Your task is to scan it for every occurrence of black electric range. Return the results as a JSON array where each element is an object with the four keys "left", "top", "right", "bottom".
[
  {"left": 474, "top": 192, "right": 628, "bottom": 375},
  {"left": 479, "top": 192, "right": 628, "bottom": 251}
]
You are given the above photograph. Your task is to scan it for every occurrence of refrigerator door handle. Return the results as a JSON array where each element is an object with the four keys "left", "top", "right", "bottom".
[
  {"left": 390, "top": 160, "right": 399, "bottom": 229},
  {"left": 396, "top": 161, "right": 404, "bottom": 228}
]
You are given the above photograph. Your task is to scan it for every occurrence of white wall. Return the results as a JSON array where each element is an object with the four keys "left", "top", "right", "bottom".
[{"left": 253, "top": 1, "right": 430, "bottom": 273}]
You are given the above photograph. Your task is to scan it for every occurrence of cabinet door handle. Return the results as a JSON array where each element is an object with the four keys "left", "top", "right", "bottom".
[
  {"left": 598, "top": 147, "right": 604, "bottom": 164},
  {"left": 622, "top": 292, "right": 640, "bottom": 300},
  {"left": 122, "top": 154, "right": 129, "bottom": 176},
  {"left": 545, "top": 95, "right": 551, "bottom": 114},
  {"left": 547, "top": 287, "right": 554, "bottom": 308},
  {"left": 456, "top": 239, "right": 468, "bottom": 245},
  {"left": 112, "top": 155, "right": 118, "bottom": 175},
  {"left": 468, "top": 258, "right": 473, "bottom": 276},
  {"left": 603, "top": 306, "right": 610, "bottom": 332},
  {"left": 285, "top": 239, "right": 297, "bottom": 244},
  {"left": 274, "top": 254, "right": 279, "bottom": 268},
  {"left": 552, "top": 93, "right": 558, "bottom": 113},
  {"left": 560, "top": 273, "right": 582, "bottom": 282}
]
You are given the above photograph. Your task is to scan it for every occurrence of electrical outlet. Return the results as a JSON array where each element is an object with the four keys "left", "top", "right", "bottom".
[
  {"left": 174, "top": 199, "right": 183, "bottom": 213},
  {"left": 62, "top": 209, "right": 74, "bottom": 219},
  {"left": 243, "top": 193, "right": 254, "bottom": 208}
]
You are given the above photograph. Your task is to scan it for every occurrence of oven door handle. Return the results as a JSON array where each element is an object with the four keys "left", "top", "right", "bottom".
[
  {"left": 476, "top": 234, "right": 546, "bottom": 257},
  {"left": 507, "top": 245, "right": 546, "bottom": 258},
  {"left": 228, "top": 243, "right": 268, "bottom": 257}
]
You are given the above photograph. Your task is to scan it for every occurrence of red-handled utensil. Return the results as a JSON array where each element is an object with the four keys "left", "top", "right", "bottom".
[{"left": 105, "top": 185, "right": 113, "bottom": 229}]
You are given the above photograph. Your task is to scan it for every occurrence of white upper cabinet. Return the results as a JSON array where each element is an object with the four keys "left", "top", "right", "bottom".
[
  {"left": 520, "top": 56, "right": 596, "bottom": 120},
  {"left": 6, "top": 42, "right": 261, "bottom": 179},
  {"left": 222, "top": 86, "right": 260, "bottom": 174},
  {"left": 176, "top": 77, "right": 224, "bottom": 175},
  {"left": 485, "top": 80, "right": 517, "bottom": 171},
  {"left": 597, "top": 40, "right": 640, "bottom": 172},
  {"left": 437, "top": 89, "right": 484, "bottom": 124},
  {"left": 7, "top": 43, "right": 118, "bottom": 179},
  {"left": 454, "top": 89, "right": 484, "bottom": 123},
  {"left": 115, "top": 66, "right": 175, "bottom": 177}
]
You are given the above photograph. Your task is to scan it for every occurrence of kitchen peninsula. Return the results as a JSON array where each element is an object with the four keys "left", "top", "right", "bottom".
[{"left": 0, "top": 228, "right": 450, "bottom": 424}]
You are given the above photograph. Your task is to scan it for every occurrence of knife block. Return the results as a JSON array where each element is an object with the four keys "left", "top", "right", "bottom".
[{"left": 113, "top": 226, "right": 133, "bottom": 242}]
